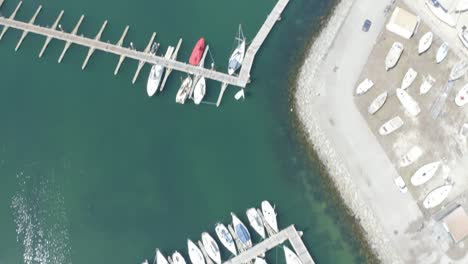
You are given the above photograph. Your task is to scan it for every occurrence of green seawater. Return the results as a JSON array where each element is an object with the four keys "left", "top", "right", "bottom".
[{"left": 0, "top": 0, "right": 367, "bottom": 263}]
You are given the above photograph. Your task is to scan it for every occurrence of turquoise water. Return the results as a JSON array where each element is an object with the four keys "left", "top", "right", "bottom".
[{"left": 0, "top": 0, "right": 367, "bottom": 263}]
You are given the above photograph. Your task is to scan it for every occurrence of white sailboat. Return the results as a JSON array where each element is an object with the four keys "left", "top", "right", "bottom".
[
  {"left": 231, "top": 212, "right": 252, "bottom": 249},
  {"left": 418, "top": 32, "right": 433, "bottom": 54},
  {"left": 450, "top": 60, "right": 468, "bottom": 81},
  {"left": 436, "top": 42, "right": 449, "bottom": 64},
  {"left": 147, "top": 43, "right": 163, "bottom": 97},
  {"left": 379, "top": 116, "right": 403, "bottom": 136},
  {"left": 400, "top": 146, "right": 423, "bottom": 167},
  {"left": 420, "top": 75, "right": 436, "bottom": 95},
  {"left": 187, "top": 240, "right": 205, "bottom": 264},
  {"left": 385, "top": 42, "right": 404, "bottom": 70},
  {"left": 459, "top": 26, "right": 468, "bottom": 49},
  {"left": 234, "top": 89, "right": 245, "bottom": 100},
  {"left": 201, "top": 232, "right": 221, "bottom": 264},
  {"left": 425, "top": 0, "right": 456, "bottom": 27},
  {"left": 246, "top": 208, "right": 266, "bottom": 239},
  {"left": 283, "top": 246, "right": 302, "bottom": 264},
  {"left": 455, "top": 83, "right": 468, "bottom": 106},
  {"left": 176, "top": 76, "right": 193, "bottom": 104},
  {"left": 254, "top": 258, "right": 267, "bottom": 264},
  {"left": 193, "top": 77, "right": 206, "bottom": 105},
  {"left": 367, "top": 91, "right": 388, "bottom": 115},
  {"left": 261, "top": 200, "right": 278, "bottom": 233},
  {"left": 172, "top": 251, "right": 187, "bottom": 264},
  {"left": 401, "top": 68, "right": 418, "bottom": 90},
  {"left": 423, "top": 185, "right": 452, "bottom": 209},
  {"left": 215, "top": 223, "right": 237, "bottom": 255},
  {"left": 411, "top": 161, "right": 441, "bottom": 186},
  {"left": 355, "top": 78, "right": 374, "bottom": 95},
  {"left": 156, "top": 249, "right": 169, "bottom": 264},
  {"left": 396, "top": 88, "right": 420, "bottom": 117},
  {"left": 228, "top": 25, "right": 246, "bottom": 75}
]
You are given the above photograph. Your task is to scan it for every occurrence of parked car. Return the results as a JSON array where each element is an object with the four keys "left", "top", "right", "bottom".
[{"left": 362, "top": 19, "right": 372, "bottom": 32}]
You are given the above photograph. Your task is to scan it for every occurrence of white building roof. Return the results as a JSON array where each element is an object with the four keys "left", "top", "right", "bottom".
[
  {"left": 386, "top": 7, "right": 420, "bottom": 39},
  {"left": 443, "top": 206, "right": 468, "bottom": 243}
]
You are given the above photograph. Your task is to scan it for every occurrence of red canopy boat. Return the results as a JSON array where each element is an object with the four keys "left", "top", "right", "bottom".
[{"left": 189, "top": 38, "right": 205, "bottom": 66}]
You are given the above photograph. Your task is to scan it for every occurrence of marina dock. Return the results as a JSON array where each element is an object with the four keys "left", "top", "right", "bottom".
[{"left": 0, "top": 0, "right": 290, "bottom": 92}]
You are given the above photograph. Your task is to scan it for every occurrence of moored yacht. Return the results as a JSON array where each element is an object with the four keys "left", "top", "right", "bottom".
[
  {"left": 228, "top": 25, "right": 246, "bottom": 75},
  {"left": 261, "top": 200, "right": 278, "bottom": 233},
  {"left": 215, "top": 223, "right": 237, "bottom": 255},
  {"left": 187, "top": 240, "right": 205, "bottom": 264},
  {"left": 231, "top": 212, "right": 252, "bottom": 249},
  {"left": 176, "top": 76, "right": 193, "bottom": 104},
  {"left": 172, "top": 251, "right": 187, "bottom": 264},
  {"left": 283, "top": 246, "right": 302, "bottom": 264},
  {"left": 193, "top": 77, "right": 206, "bottom": 105},
  {"left": 156, "top": 249, "right": 169, "bottom": 264},
  {"left": 201, "top": 232, "right": 221, "bottom": 264},
  {"left": 246, "top": 208, "right": 266, "bottom": 239}
]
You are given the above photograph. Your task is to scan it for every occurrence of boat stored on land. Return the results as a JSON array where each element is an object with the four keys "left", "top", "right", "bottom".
[
  {"left": 418, "top": 32, "right": 433, "bottom": 54},
  {"left": 246, "top": 208, "right": 266, "bottom": 239},
  {"left": 455, "top": 83, "right": 468, "bottom": 106},
  {"left": 231, "top": 213, "right": 252, "bottom": 249},
  {"left": 283, "top": 246, "right": 302, "bottom": 264},
  {"left": 436, "top": 42, "right": 449, "bottom": 63},
  {"left": 261, "top": 200, "right": 278, "bottom": 233},
  {"left": 172, "top": 251, "right": 187, "bottom": 264},
  {"left": 176, "top": 76, "right": 193, "bottom": 104},
  {"left": 193, "top": 77, "right": 206, "bottom": 105},
  {"left": 189, "top": 38, "right": 206, "bottom": 66},
  {"left": 420, "top": 75, "right": 436, "bottom": 95},
  {"left": 401, "top": 68, "right": 418, "bottom": 90},
  {"left": 379, "top": 116, "right": 403, "bottom": 135},
  {"left": 156, "top": 249, "right": 169, "bottom": 264},
  {"left": 411, "top": 161, "right": 441, "bottom": 186},
  {"left": 355, "top": 78, "right": 374, "bottom": 95},
  {"left": 368, "top": 91, "right": 388, "bottom": 115},
  {"left": 423, "top": 185, "right": 452, "bottom": 209},
  {"left": 425, "top": 0, "right": 456, "bottom": 27},
  {"left": 201, "top": 232, "right": 221, "bottom": 264},
  {"left": 188, "top": 240, "right": 205, "bottom": 264},
  {"left": 400, "top": 146, "right": 423, "bottom": 167},
  {"left": 228, "top": 25, "right": 246, "bottom": 75},
  {"left": 385, "top": 42, "right": 404, "bottom": 70},
  {"left": 450, "top": 60, "right": 468, "bottom": 81},
  {"left": 215, "top": 223, "right": 237, "bottom": 255},
  {"left": 396, "top": 88, "right": 421, "bottom": 117}
]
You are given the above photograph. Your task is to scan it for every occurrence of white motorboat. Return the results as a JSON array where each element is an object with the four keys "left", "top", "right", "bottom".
[
  {"left": 385, "top": 42, "right": 404, "bottom": 70},
  {"left": 201, "top": 232, "right": 221, "bottom": 264},
  {"left": 176, "top": 76, "right": 193, "bottom": 104},
  {"left": 401, "top": 68, "right": 417, "bottom": 90},
  {"left": 379, "top": 116, "right": 403, "bottom": 136},
  {"left": 234, "top": 89, "right": 245, "bottom": 100},
  {"left": 367, "top": 91, "right": 388, "bottom": 115},
  {"left": 283, "top": 246, "right": 302, "bottom": 264},
  {"left": 215, "top": 223, "right": 237, "bottom": 255},
  {"left": 420, "top": 75, "right": 436, "bottom": 95},
  {"left": 193, "top": 77, "right": 206, "bottom": 105},
  {"left": 355, "top": 78, "right": 374, "bottom": 95},
  {"left": 418, "top": 32, "right": 433, "bottom": 54},
  {"left": 231, "top": 213, "right": 252, "bottom": 249},
  {"left": 425, "top": 0, "right": 456, "bottom": 27},
  {"left": 411, "top": 161, "right": 441, "bottom": 186},
  {"left": 261, "top": 200, "right": 278, "bottom": 233},
  {"left": 187, "top": 240, "right": 205, "bottom": 264},
  {"left": 228, "top": 25, "right": 246, "bottom": 75},
  {"left": 156, "top": 249, "right": 169, "bottom": 264},
  {"left": 254, "top": 258, "right": 267, "bottom": 264},
  {"left": 436, "top": 42, "right": 449, "bottom": 64},
  {"left": 423, "top": 185, "right": 452, "bottom": 209},
  {"left": 147, "top": 64, "right": 164, "bottom": 97},
  {"left": 400, "top": 146, "right": 423, "bottom": 167},
  {"left": 455, "top": 83, "right": 468, "bottom": 106},
  {"left": 459, "top": 26, "right": 468, "bottom": 49},
  {"left": 450, "top": 60, "right": 468, "bottom": 81},
  {"left": 172, "top": 251, "right": 187, "bottom": 264},
  {"left": 246, "top": 208, "right": 266, "bottom": 239},
  {"left": 396, "top": 88, "right": 420, "bottom": 117}
]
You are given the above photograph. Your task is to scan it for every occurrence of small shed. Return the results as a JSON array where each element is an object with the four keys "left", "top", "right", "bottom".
[
  {"left": 443, "top": 206, "right": 468, "bottom": 243},
  {"left": 386, "top": 7, "right": 420, "bottom": 39}
]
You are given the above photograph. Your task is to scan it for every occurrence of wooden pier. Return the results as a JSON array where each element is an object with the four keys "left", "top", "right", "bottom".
[
  {"left": 223, "top": 225, "right": 315, "bottom": 264},
  {"left": 0, "top": 0, "right": 290, "bottom": 99}
]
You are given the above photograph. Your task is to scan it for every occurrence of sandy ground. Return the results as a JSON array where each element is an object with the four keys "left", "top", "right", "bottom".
[{"left": 294, "top": 0, "right": 468, "bottom": 263}]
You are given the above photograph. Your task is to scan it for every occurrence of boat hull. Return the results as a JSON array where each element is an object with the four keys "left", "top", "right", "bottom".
[
  {"left": 385, "top": 42, "right": 403, "bottom": 70},
  {"left": 379, "top": 116, "right": 403, "bottom": 135},
  {"left": 368, "top": 91, "right": 388, "bottom": 115},
  {"left": 215, "top": 223, "right": 237, "bottom": 255},
  {"left": 188, "top": 240, "right": 205, "bottom": 264},
  {"left": 400, "top": 146, "right": 423, "bottom": 167},
  {"left": 436, "top": 43, "right": 449, "bottom": 63},
  {"left": 355, "top": 78, "right": 374, "bottom": 95},
  {"left": 418, "top": 32, "right": 433, "bottom": 54},
  {"left": 396, "top": 88, "right": 420, "bottom": 117},
  {"left": 193, "top": 77, "right": 206, "bottom": 105},
  {"left": 172, "top": 251, "right": 187, "bottom": 264},
  {"left": 231, "top": 213, "right": 252, "bottom": 248},
  {"left": 401, "top": 68, "right": 417, "bottom": 90},
  {"left": 423, "top": 185, "right": 452, "bottom": 209},
  {"left": 228, "top": 41, "right": 246, "bottom": 75},
  {"left": 246, "top": 208, "right": 266, "bottom": 239},
  {"left": 201, "top": 233, "right": 221, "bottom": 264},
  {"left": 189, "top": 38, "right": 206, "bottom": 66},
  {"left": 411, "top": 161, "right": 440, "bottom": 186},
  {"left": 455, "top": 83, "right": 468, "bottom": 106},
  {"left": 261, "top": 200, "right": 278, "bottom": 233},
  {"left": 147, "top": 65, "right": 164, "bottom": 97}
]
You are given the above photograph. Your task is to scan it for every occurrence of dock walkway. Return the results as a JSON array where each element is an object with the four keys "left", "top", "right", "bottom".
[{"left": 223, "top": 225, "right": 315, "bottom": 264}]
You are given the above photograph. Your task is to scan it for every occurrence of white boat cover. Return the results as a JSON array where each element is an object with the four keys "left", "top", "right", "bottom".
[
  {"left": 423, "top": 185, "right": 452, "bottom": 209},
  {"left": 410, "top": 161, "right": 441, "bottom": 186}
]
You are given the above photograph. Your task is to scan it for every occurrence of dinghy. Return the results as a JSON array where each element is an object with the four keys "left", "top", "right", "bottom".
[
  {"left": 423, "top": 185, "right": 452, "bottom": 209},
  {"left": 400, "top": 146, "right": 423, "bottom": 167},
  {"left": 401, "top": 68, "right": 418, "bottom": 90},
  {"left": 355, "top": 78, "right": 374, "bottom": 95},
  {"left": 396, "top": 89, "right": 420, "bottom": 117},
  {"left": 385, "top": 42, "right": 404, "bottom": 70},
  {"left": 411, "top": 161, "right": 441, "bottom": 186},
  {"left": 436, "top": 42, "right": 449, "bottom": 63},
  {"left": 379, "top": 116, "right": 403, "bottom": 135},
  {"left": 455, "top": 83, "right": 468, "bottom": 106},
  {"left": 420, "top": 75, "right": 436, "bottom": 95},
  {"left": 450, "top": 60, "right": 468, "bottom": 81},
  {"left": 418, "top": 32, "right": 433, "bottom": 54},
  {"left": 234, "top": 89, "right": 245, "bottom": 100},
  {"left": 368, "top": 92, "right": 388, "bottom": 115}
]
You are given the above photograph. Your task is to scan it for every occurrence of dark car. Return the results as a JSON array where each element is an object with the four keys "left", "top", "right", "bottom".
[{"left": 362, "top": 19, "right": 372, "bottom": 32}]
